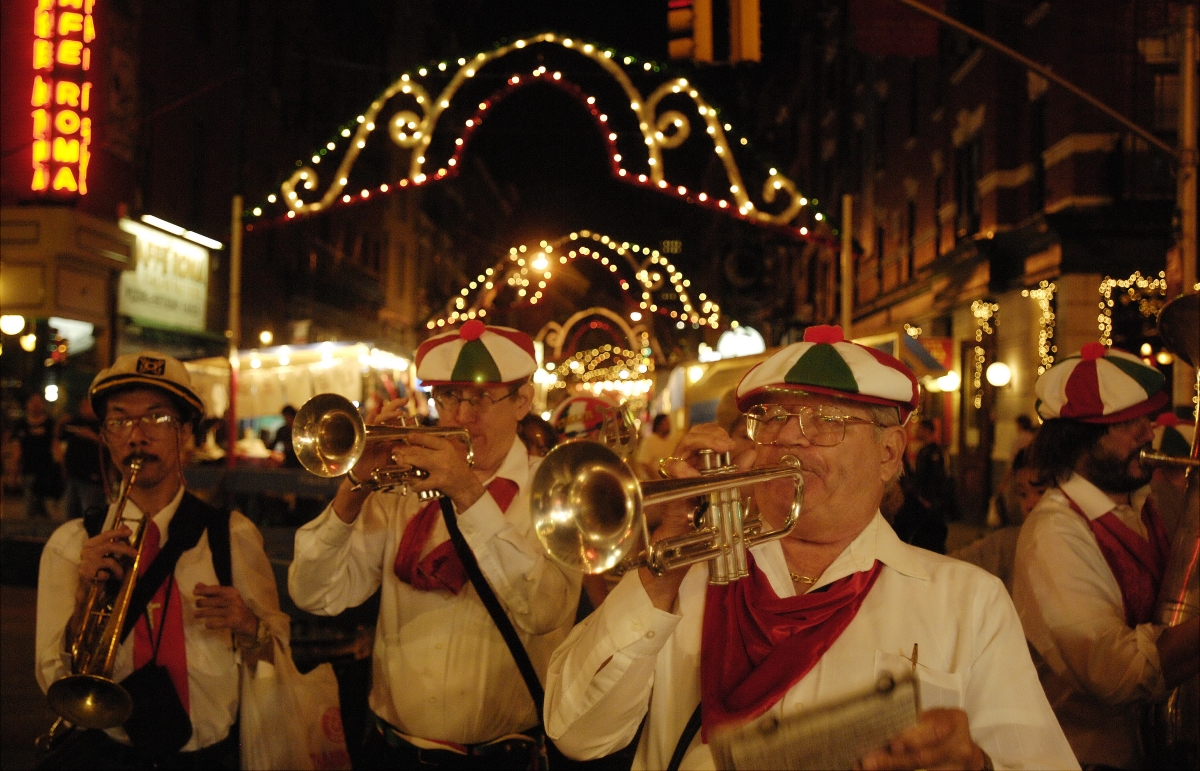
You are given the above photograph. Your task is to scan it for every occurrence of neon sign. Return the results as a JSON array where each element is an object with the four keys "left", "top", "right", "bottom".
[{"left": 30, "top": 0, "right": 95, "bottom": 196}]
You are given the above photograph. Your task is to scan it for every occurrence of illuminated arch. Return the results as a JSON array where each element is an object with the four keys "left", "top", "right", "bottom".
[
  {"left": 537, "top": 307, "right": 656, "bottom": 400},
  {"left": 425, "top": 229, "right": 722, "bottom": 333},
  {"left": 248, "top": 33, "right": 823, "bottom": 233}
]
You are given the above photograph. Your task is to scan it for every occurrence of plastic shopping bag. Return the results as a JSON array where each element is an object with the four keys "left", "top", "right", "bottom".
[{"left": 240, "top": 641, "right": 351, "bottom": 770}]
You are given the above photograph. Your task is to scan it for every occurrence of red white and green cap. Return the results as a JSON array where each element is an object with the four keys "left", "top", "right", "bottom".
[
  {"left": 415, "top": 320, "right": 537, "bottom": 386},
  {"left": 550, "top": 394, "right": 617, "bottom": 439},
  {"left": 1035, "top": 343, "right": 1167, "bottom": 424},
  {"left": 735, "top": 325, "right": 919, "bottom": 420}
]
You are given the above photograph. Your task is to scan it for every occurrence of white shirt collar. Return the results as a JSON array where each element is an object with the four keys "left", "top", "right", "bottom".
[
  {"left": 105, "top": 484, "right": 186, "bottom": 545},
  {"left": 750, "top": 512, "right": 929, "bottom": 597},
  {"left": 487, "top": 436, "right": 530, "bottom": 490},
  {"left": 1058, "top": 473, "right": 1151, "bottom": 521}
]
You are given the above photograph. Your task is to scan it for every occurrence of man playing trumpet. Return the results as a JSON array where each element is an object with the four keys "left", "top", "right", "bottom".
[
  {"left": 35, "top": 351, "right": 287, "bottom": 768},
  {"left": 1013, "top": 343, "right": 1200, "bottom": 769},
  {"left": 289, "top": 321, "right": 580, "bottom": 769},
  {"left": 545, "top": 326, "right": 1076, "bottom": 770}
]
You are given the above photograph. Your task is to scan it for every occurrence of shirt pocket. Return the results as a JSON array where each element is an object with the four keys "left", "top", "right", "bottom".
[{"left": 874, "top": 650, "right": 964, "bottom": 712}]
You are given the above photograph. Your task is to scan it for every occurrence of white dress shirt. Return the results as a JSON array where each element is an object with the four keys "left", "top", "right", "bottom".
[
  {"left": 289, "top": 439, "right": 581, "bottom": 745},
  {"left": 36, "top": 487, "right": 288, "bottom": 752},
  {"left": 1013, "top": 474, "right": 1166, "bottom": 769},
  {"left": 545, "top": 513, "right": 1077, "bottom": 770}
]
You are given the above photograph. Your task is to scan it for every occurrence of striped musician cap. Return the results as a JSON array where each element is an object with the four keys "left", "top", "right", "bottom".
[
  {"left": 735, "top": 325, "right": 919, "bottom": 420},
  {"left": 415, "top": 320, "right": 537, "bottom": 386},
  {"left": 1035, "top": 343, "right": 1168, "bottom": 424}
]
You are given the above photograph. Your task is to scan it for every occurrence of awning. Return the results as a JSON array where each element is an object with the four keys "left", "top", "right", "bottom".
[{"left": 900, "top": 333, "right": 951, "bottom": 378}]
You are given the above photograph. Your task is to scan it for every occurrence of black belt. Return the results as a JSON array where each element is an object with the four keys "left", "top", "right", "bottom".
[{"left": 371, "top": 713, "right": 541, "bottom": 762}]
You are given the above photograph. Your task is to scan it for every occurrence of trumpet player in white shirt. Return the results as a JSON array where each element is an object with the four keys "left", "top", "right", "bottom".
[{"left": 544, "top": 326, "right": 1077, "bottom": 770}]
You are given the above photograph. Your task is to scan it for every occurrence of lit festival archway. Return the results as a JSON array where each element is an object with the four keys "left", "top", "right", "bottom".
[
  {"left": 242, "top": 32, "right": 833, "bottom": 240},
  {"left": 425, "top": 228, "right": 724, "bottom": 402}
]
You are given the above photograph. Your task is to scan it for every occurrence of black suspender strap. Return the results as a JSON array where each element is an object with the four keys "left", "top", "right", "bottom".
[
  {"left": 667, "top": 702, "right": 702, "bottom": 771},
  {"left": 438, "top": 496, "right": 546, "bottom": 720},
  {"left": 119, "top": 493, "right": 231, "bottom": 641}
]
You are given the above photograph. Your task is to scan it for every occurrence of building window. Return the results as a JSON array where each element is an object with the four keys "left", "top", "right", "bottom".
[
  {"left": 933, "top": 175, "right": 944, "bottom": 258},
  {"left": 1152, "top": 73, "right": 1179, "bottom": 132},
  {"left": 875, "top": 99, "right": 888, "bottom": 170},
  {"left": 909, "top": 61, "right": 920, "bottom": 138},
  {"left": 1031, "top": 96, "right": 1046, "bottom": 212},
  {"left": 875, "top": 224, "right": 886, "bottom": 293},
  {"left": 906, "top": 200, "right": 917, "bottom": 279},
  {"left": 954, "top": 137, "right": 981, "bottom": 241}
]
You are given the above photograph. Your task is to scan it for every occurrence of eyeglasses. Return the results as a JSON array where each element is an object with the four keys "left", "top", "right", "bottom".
[
  {"left": 432, "top": 386, "right": 520, "bottom": 414},
  {"left": 102, "top": 412, "right": 180, "bottom": 436},
  {"left": 744, "top": 404, "right": 886, "bottom": 447}
]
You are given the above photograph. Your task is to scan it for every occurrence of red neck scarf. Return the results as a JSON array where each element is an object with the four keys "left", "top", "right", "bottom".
[
  {"left": 393, "top": 478, "right": 520, "bottom": 593},
  {"left": 700, "top": 552, "right": 882, "bottom": 738},
  {"left": 133, "top": 520, "right": 191, "bottom": 713},
  {"left": 1064, "top": 492, "right": 1170, "bottom": 626}
]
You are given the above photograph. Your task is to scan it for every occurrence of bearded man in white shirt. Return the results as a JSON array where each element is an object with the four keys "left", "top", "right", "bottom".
[
  {"left": 36, "top": 351, "right": 287, "bottom": 769},
  {"left": 1013, "top": 343, "right": 1199, "bottom": 770},
  {"left": 545, "top": 325, "right": 1077, "bottom": 771},
  {"left": 289, "top": 321, "right": 580, "bottom": 770}
]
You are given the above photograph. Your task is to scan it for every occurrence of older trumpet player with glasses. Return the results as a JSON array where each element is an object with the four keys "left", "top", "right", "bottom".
[
  {"left": 35, "top": 352, "right": 287, "bottom": 769},
  {"left": 289, "top": 321, "right": 580, "bottom": 770},
  {"left": 544, "top": 326, "right": 1076, "bottom": 770}
]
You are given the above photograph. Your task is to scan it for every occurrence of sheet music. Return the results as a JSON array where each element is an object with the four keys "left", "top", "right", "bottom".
[{"left": 710, "top": 671, "right": 919, "bottom": 771}]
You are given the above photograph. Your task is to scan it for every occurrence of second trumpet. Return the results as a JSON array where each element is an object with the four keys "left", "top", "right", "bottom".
[{"left": 293, "top": 393, "right": 474, "bottom": 497}]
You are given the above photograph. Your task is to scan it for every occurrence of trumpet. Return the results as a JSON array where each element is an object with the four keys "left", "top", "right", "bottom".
[
  {"left": 40, "top": 456, "right": 147, "bottom": 744},
  {"left": 1140, "top": 448, "right": 1200, "bottom": 469},
  {"left": 530, "top": 440, "right": 803, "bottom": 584},
  {"left": 294, "top": 393, "right": 474, "bottom": 498}
]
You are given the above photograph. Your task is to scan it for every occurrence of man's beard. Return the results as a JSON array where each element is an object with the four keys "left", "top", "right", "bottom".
[{"left": 1082, "top": 445, "right": 1153, "bottom": 494}]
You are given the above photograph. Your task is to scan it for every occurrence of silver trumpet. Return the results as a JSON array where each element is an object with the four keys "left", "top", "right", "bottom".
[
  {"left": 293, "top": 393, "right": 473, "bottom": 499},
  {"left": 530, "top": 440, "right": 803, "bottom": 584}
]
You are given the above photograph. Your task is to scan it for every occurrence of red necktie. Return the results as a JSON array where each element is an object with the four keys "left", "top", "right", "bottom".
[
  {"left": 133, "top": 520, "right": 191, "bottom": 713},
  {"left": 394, "top": 478, "right": 520, "bottom": 593}
]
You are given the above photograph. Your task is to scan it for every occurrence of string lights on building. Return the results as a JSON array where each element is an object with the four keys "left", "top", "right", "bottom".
[
  {"left": 970, "top": 300, "right": 998, "bottom": 409},
  {"left": 242, "top": 33, "right": 832, "bottom": 239},
  {"left": 1021, "top": 281, "right": 1057, "bottom": 374},
  {"left": 1097, "top": 271, "right": 1167, "bottom": 346}
]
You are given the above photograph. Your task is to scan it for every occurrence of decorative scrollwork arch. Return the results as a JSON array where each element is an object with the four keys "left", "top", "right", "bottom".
[{"left": 263, "top": 33, "right": 815, "bottom": 233}]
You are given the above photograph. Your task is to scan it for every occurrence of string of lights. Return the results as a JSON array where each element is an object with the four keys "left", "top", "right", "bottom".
[
  {"left": 1097, "top": 271, "right": 1166, "bottom": 346},
  {"left": 241, "top": 33, "right": 830, "bottom": 238},
  {"left": 425, "top": 229, "right": 722, "bottom": 331},
  {"left": 970, "top": 300, "right": 998, "bottom": 409},
  {"left": 1021, "top": 281, "right": 1057, "bottom": 374}
]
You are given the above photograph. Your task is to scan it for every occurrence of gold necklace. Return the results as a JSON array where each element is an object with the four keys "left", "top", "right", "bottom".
[{"left": 789, "top": 571, "right": 817, "bottom": 585}]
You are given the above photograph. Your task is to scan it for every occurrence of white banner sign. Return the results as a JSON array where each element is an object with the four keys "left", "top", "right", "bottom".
[{"left": 117, "top": 218, "right": 209, "bottom": 330}]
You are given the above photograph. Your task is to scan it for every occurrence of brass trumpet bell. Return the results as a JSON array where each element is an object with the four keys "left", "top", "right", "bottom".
[
  {"left": 46, "top": 673, "right": 134, "bottom": 730},
  {"left": 293, "top": 393, "right": 474, "bottom": 495},
  {"left": 531, "top": 440, "right": 804, "bottom": 583},
  {"left": 293, "top": 393, "right": 365, "bottom": 478}
]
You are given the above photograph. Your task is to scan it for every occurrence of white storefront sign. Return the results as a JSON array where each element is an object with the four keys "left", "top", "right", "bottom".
[{"left": 117, "top": 218, "right": 209, "bottom": 330}]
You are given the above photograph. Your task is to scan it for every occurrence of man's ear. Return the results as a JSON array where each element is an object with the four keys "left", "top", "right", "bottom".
[
  {"left": 514, "top": 382, "right": 535, "bottom": 419},
  {"left": 878, "top": 425, "right": 907, "bottom": 483}
]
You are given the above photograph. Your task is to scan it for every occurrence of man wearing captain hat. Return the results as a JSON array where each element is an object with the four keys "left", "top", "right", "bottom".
[
  {"left": 546, "top": 325, "right": 1075, "bottom": 770},
  {"left": 35, "top": 351, "right": 288, "bottom": 768},
  {"left": 290, "top": 320, "right": 581, "bottom": 769},
  {"left": 1013, "top": 342, "right": 1200, "bottom": 769}
]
